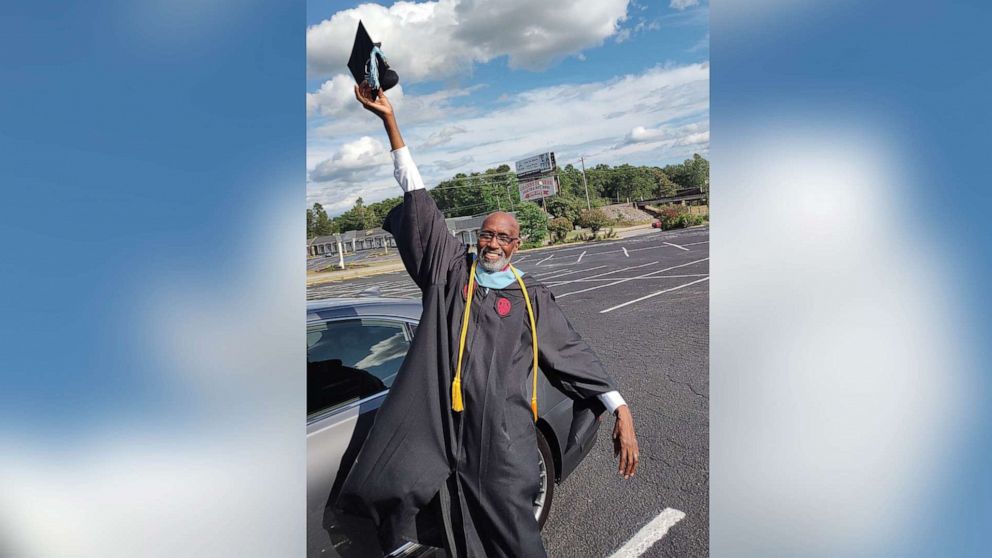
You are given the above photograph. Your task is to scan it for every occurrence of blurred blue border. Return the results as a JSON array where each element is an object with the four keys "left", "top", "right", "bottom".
[
  {"left": 1, "top": 0, "right": 303, "bottom": 428},
  {"left": 713, "top": 1, "right": 991, "bottom": 555}
]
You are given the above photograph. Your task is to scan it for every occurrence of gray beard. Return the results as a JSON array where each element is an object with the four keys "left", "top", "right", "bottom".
[{"left": 478, "top": 248, "right": 510, "bottom": 272}]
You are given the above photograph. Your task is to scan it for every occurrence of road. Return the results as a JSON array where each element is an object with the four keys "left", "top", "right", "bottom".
[{"left": 308, "top": 226, "right": 709, "bottom": 557}]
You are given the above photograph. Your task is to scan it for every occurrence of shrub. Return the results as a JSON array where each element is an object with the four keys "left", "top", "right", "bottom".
[
  {"left": 577, "top": 208, "right": 612, "bottom": 235},
  {"left": 548, "top": 217, "right": 573, "bottom": 244},
  {"left": 656, "top": 205, "right": 705, "bottom": 230}
]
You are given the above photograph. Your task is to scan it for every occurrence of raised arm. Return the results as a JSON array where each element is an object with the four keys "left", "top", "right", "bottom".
[
  {"left": 354, "top": 83, "right": 404, "bottom": 150},
  {"left": 354, "top": 84, "right": 466, "bottom": 288}
]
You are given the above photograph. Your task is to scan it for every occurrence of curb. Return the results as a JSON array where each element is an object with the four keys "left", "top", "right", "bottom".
[{"left": 307, "top": 261, "right": 406, "bottom": 285}]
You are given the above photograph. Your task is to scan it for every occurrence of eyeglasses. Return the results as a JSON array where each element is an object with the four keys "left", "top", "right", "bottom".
[{"left": 478, "top": 230, "right": 518, "bottom": 246}]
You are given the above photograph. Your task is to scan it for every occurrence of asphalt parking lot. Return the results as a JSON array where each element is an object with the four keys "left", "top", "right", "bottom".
[{"left": 308, "top": 226, "right": 709, "bottom": 557}]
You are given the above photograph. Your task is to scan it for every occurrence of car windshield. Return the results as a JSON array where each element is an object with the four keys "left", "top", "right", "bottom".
[{"left": 306, "top": 318, "right": 410, "bottom": 416}]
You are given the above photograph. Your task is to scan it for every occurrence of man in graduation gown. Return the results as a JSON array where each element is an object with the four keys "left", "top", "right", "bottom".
[{"left": 337, "top": 83, "right": 639, "bottom": 558}]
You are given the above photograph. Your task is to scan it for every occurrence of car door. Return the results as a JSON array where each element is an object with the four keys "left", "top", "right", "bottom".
[{"left": 306, "top": 316, "right": 415, "bottom": 558}]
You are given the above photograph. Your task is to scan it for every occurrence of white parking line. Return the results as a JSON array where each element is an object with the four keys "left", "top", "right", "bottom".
[
  {"left": 535, "top": 265, "right": 607, "bottom": 280},
  {"left": 554, "top": 261, "right": 660, "bottom": 298},
  {"left": 536, "top": 254, "right": 554, "bottom": 266},
  {"left": 627, "top": 241, "right": 701, "bottom": 253},
  {"left": 556, "top": 258, "right": 709, "bottom": 298},
  {"left": 622, "top": 247, "right": 629, "bottom": 257},
  {"left": 600, "top": 277, "right": 710, "bottom": 314},
  {"left": 607, "top": 508, "right": 686, "bottom": 558},
  {"left": 682, "top": 240, "right": 709, "bottom": 246},
  {"left": 577, "top": 250, "right": 586, "bottom": 264},
  {"left": 663, "top": 242, "right": 690, "bottom": 251},
  {"left": 545, "top": 274, "right": 709, "bottom": 285}
]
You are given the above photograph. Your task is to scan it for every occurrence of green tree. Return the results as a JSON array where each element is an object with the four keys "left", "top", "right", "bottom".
[
  {"left": 686, "top": 153, "right": 710, "bottom": 199},
  {"left": 428, "top": 165, "right": 518, "bottom": 218},
  {"left": 367, "top": 196, "right": 403, "bottom": 226},
  {"left": 336, "top": 197, "right": 377, "bottom": 232},
  {"left": 515, "top": 201, "right": 548, "bottom": 245},
  {"left": 311, "top": 203, "right": 334, "bottom": 236},
  {"left": 665, "top": 154, "right": 709, "bottom": 192},
  {"left": 628, "top": 169, "right": 656, "bottom": 201},
  {"left": 652, "top": 170, "right": 679, "bottom": 197},
  {"left": 544, "top": 194, "right": 585, "bottom": 224},
  {"left": 548, "top": 217, "right": 573, "bottom": 244},
  {"left": 578, "top": 208, "right": 612, "bottom": 236},
  {"left": 556, "top": 164, "right": 588, "bottom": 200}
]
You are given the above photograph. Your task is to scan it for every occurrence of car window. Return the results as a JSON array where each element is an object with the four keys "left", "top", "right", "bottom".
[{"left": 307, "top": 318, "right": 411, "bottom": 417}]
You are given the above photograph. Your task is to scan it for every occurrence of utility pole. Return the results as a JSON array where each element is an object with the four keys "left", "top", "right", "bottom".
[
  {"left": 336, "top": 237, "right": 345, "bottom": 270},
  {"left": 580, "top": 156, "right": 591, "bottom": 210}
]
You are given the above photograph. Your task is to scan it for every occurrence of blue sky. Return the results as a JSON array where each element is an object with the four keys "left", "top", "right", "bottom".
[{"left": 306, "top": 0, "right": 709, "bottom": 215}]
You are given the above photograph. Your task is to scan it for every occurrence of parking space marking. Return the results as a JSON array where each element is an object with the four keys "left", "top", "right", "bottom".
[
  {"left": 555, "top": 258, "right": 708, "bottom": 297},
  {"left": 534, "top": 265, "right": 606, "bottom": 281},
  {"left": 663, "top": 242, "right": 690, "bottom": 251},
  {"left": 534, "top": 240, "right": 625, "bottom": 255},
  {"left": 600, "top": 277, "right": 710, "bottom": 314},
  {"left": 553, "top": 261, "right": 661, "bottom": 298},
  {"left": 536, "top": 254, "right": 555, "bottom": 266},
  {"left": 622, "top": 247, "right": 629, "bottom": 257},
  {"left": 627, "top": 242, "right": 696, "bottom": 254},
  {"left": 607, "top": 508, "right": 686, "bottom": 558},
  {"left": 682, "top": 240, "right": 709, "bottom": 246},
  {"left": 546, "top": 273, "right": 709, "bottom": 284},
  {"left": 577, "top": 250, "right": 586, "bottom": 264}
]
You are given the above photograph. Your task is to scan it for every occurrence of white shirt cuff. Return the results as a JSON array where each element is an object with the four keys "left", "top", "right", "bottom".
[
  {"left": 391, "top": 146, "right": 425, "bottom": 192},
  {"left": 597, "top": 391, "right": 626, "bottom": 414}
]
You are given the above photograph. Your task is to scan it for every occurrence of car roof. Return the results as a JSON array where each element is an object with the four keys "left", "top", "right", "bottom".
[{"left": 307, "top": 297, "right": 422, "bottom": 323}]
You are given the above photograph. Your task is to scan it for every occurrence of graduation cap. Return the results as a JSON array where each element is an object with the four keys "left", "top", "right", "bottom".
[{"left": 347, "top": 21, "right": 399, "bottom": 100}]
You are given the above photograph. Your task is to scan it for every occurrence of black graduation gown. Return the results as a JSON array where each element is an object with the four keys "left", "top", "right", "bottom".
[{"left": 336, "top": 189, "right": 618, "bottom": 557}]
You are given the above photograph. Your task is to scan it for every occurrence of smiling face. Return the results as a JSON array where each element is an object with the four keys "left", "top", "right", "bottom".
[{"left": 477, "top": 211, "right": 521, "bottom": 272}]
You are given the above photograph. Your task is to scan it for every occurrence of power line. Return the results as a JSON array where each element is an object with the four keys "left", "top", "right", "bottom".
[
  {"left": 439, "top": 201, "right": 496, "bottom": 215},
  {"left": 430, "top": 170, "right": 517, "bottom": 182},
  {"left": 429, "top": 180, "right": 517, "bottom": 191}
]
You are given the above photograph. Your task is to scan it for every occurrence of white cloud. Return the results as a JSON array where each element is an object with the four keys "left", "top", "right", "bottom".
[
  {"left": 625, "top": 122, "right": 708, "bottom": 148},
  {"left": 430, "top": 155, "right": 475, "bottom": 171},
  {"left": 307, "top": 62, "right": 710, "bottom": 215},
  {"left": 422, "top": 125, "right": 468, "bottom": 148},
  {"left": 627, "top": 125, "right": 665, "bottom": 143},
  {"left": 616, "top": 16, "right": 661, "bottom": 43},
  {"left": 306, "top": 0, "right": 629, "bottom": 81},
  {"left": 670, "top": 0, "right": 700, "bottom": 10},
  {"left": 309, "top": 136, "right": 389, "bottom": 183},
  {"left": 307, "top": 83, "right": 480, "bottom": 143},
  {"left": 306, "top": 74, "right": 358, "bottom": 118},
  {"left": 675, "top": 130, "right": 709, "bottom": 146}
]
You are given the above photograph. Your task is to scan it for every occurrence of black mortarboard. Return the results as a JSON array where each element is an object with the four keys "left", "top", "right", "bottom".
[{"left": 347, "top": 21, "right": 399, "bottom": 100}]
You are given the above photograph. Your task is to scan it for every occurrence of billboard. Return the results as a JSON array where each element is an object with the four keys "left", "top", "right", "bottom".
[
  {"left": 514, "top": 152, "right": 556, "bottom": 177},
  {"left": 518, "top": 175, "right": 559, "bottom": 201}
]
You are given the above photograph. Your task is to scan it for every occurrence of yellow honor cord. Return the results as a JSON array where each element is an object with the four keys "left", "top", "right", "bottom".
[
  {"left": 452, "top": 259, "right": 478, "bottom": 412},
  {"left": 509, "top": 264, "right": 540, "bottom": 422},
  {"left": 452, "top": 259, "right": 540, "bottom": 422}
]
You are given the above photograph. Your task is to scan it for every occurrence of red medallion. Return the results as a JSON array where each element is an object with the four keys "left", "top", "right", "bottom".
[
  {"left": 496, "top": 297, "right": 512, "bottom": 317},
  {"left": 462, "top": 283, "right": 469, "bottom": 300}
]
